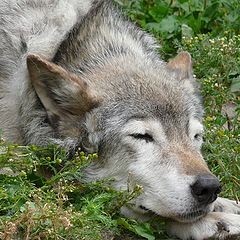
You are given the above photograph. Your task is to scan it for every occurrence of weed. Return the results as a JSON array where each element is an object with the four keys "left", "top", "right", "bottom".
[
  {"left": 0, "top": 142, "right": 165, "bottom": 239},
  {"left": 181, "top": 33, "right": 240, "bottom": 199},
  {"left": 117, "top": 0, "right": 240, "bottom": 56}
]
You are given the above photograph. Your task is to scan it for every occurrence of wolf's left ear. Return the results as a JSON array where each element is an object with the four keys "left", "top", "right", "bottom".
[
  {"left": 27, "top": 54, "right": 100, "bottom": 118},
  {"left": 167, "top": 51, "right": 193, "bottom": 81}
]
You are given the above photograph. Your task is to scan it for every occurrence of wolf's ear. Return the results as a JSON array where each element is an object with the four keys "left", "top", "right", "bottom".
[
  {"left": 167, "top": 51, "right": 193, "bottom": 81},
  {"left": 27, "top": 54, "right": 100, "bottom": 118}
]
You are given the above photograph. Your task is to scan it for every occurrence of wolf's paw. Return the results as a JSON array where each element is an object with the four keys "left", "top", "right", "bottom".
[
  {"left": 168, "top": 212, "right": 240, "bottom": 240},
  {"left": 213, "top": 197, "right": 240, "bottom": 214},
  {"left": 50, "top": 137, "right": 79, "bottom": 159}
]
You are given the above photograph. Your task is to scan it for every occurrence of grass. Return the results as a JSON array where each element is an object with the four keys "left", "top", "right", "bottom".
[
  {"left": 0, "top": 1, "right": 240, "bottom": 239},
  {"left": 117, "top": 0, "right": 240, "bottom": 57},
  {"left": 181, "top": 33, "right": 240, "bottom": 200},
  {"left": 0, "top": 144, "right": 167, "bottom": 239}
]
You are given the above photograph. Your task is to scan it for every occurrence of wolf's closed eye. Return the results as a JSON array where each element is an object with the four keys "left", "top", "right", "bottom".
[
  {"left": 129, "top": 133, "right": 154, "bottom": 143},
  {"left": 194, "top": 133, "right": 202, "bottom": 141}
]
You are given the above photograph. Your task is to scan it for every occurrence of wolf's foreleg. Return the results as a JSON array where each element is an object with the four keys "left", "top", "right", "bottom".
[
  {"left": 167, "top": 212, "right": 240, "bottom": 240},
  {"left": 213, "top": 197, "right": 240, "bottom": 214}
]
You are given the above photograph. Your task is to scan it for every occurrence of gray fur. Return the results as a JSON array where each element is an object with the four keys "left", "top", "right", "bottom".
[{"left": 0, "top": 1, "right": 239, "bottom": 239}]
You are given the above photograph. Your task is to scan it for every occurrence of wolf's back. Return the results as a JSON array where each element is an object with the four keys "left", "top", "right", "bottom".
[
  {"left": 0, "top": 0, "right": 93, "bottom": 80},
  {"left": 0, "top": 0, "right": 93, "bottom": 142}
]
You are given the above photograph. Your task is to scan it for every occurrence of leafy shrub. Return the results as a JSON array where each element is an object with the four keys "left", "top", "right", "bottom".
[
  {"left": 181, "top": 33, "right": 240, "bottom": 199},
  {"left": 0, "top": 141, "right": 167, "bottom": 239},
  {"left": 117, "top": 0, "right": 240, "bottom": 54}
]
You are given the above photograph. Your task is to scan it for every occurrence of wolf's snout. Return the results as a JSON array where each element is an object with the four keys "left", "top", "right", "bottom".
[{"left": 191, "top": 174, "right": 221, "bottom": 205}]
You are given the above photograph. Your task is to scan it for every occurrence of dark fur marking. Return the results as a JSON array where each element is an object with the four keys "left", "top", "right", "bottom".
[{"left": 20, "top": 35, "right": 28, "bottom": 54}]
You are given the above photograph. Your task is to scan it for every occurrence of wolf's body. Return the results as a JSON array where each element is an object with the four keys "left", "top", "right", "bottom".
[{"left": 0, "top": 1, "right": 239, "bottom": 239}]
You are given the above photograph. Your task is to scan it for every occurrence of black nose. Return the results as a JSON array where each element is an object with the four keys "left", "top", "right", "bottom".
[{"left": 191, "top": 174, "right": 221, "bottom": 204}]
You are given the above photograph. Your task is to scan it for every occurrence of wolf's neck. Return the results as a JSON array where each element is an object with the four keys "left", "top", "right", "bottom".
[{"left": 53, "top": 1, "right": 160, "bottom": 73}]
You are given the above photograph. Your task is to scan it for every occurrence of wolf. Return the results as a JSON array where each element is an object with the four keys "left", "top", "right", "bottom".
[{"left": 0, "top": 0, "right": 239, "bottom": 239}]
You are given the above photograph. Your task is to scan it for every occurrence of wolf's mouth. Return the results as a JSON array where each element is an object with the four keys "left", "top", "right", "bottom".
[
  {"left": 139, "top": 205, "right": 208, "bottom": 222},
  {"left": 139, "top": 205, "right": 150, "bottom": 211},
  {"left": 175, "top": 209, "right": 208, "bottom": 222}
]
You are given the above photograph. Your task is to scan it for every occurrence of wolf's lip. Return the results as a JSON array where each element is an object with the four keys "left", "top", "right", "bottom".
[
  {"left": 139, "top": 205, "right": 149, "bottom": 211},
  {"left": 175, "top": 209, "right": 208, "bottom": 222},
  {"left": 139, "top": 205, "right": 208, "bottom": 222}
]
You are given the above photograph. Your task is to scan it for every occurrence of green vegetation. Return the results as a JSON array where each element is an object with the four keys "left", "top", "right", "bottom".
[
  {"left": 182, "top": 34, "right": 240, "bottom": 200},
  {"left": 117, "top": 0, "right": 240, "bottom": 55},
  {"left": 0, "top": 144, "right": 162, "bottom": 239},
  {"left": 1, "top": 1, "right": 240, "bottom": 239}
]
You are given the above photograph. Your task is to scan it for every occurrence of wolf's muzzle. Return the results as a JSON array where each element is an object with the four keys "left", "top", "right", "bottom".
[{"left": 191, "top": 174, "right": 221, "bottom": 205}]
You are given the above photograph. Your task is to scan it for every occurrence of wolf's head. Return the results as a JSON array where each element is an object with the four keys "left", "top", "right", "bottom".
[
  {"left": 27, "top": 51, "right": 221, "bottom": 223},
  {"left": 26, "top": 1, "right": 221, "bottom": 223}
]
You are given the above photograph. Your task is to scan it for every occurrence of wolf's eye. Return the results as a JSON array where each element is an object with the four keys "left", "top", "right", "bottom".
[
  {"left": 194, "top": 133, "right": 202, "bottom": 141},
  {"left": 130, "top": 133, "right": 154, "bottom": 143}
]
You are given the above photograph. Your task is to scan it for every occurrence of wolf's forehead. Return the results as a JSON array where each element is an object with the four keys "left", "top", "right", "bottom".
[
  {"left": 102, "top": 97, "right": 202, "bottom": 130},
  {"left": 107, "top": 78, "right": 199, "bottom": 113},
  {"left": 123, "top": 116, "right": 202, "bottom": 133}
]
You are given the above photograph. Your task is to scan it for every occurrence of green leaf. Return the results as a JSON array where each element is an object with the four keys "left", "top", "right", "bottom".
[
  {"left": 181, "top": 24, "right": 193, "bottom": 37},
  {"left": 134, "top": 223, "right": 155, "bottom": 240},
  {"left": 117, "top": 218, "right": 135, "bottom": 232},
  {"left": 178, "top": 2, "right": 190, "bottom": 13},
  {"left": 230, "top": 77, "right": 240, "bottom": 95},
  {"left": 117, "top": 218, "right": 155, "bottom": 240},
  {"left": 203, "top": 3, "right": 219, "bottom": 19},
  {"left": 178, "top": 0, "right": 189, "bottom": 3},
  {"left": 149, "top": 4, "right": 169, "bottom": 20},
  {"left": 159, "top": 16, "right": 178, "bottom": 33},
  {"left": 146, "top": 22, "right": 161, "bottom": 32}
]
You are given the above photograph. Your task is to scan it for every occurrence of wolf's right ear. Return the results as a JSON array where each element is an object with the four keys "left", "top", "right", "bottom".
[
  {"left": 167, "top": 51, "right": 193, "bottom": 81},
  {"left": 27, "top": 54, "right": 100, "bottom": 118}
]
